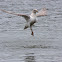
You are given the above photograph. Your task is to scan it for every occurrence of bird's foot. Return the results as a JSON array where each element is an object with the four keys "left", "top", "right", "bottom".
[{"left": 31, "top": 31, "right": 34, "bottom": 36}]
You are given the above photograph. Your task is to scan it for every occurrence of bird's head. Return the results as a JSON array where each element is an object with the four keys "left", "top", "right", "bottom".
[{"left": 32, "top": 9, "right": 38, "bottom": 13}]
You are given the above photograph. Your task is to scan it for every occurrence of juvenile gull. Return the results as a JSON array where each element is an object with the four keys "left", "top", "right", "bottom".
[{"left": 0, "top": 8, "right": 47, "bottom": 36}]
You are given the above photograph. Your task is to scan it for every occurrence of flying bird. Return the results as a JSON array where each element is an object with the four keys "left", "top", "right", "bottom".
[{"left": 0, "top": 8, "right": 47, "bottom": 36}]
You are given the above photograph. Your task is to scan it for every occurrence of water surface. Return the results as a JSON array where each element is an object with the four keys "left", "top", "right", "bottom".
[{"left": 0, "top": 0, "right": 62, "bottom": 62}]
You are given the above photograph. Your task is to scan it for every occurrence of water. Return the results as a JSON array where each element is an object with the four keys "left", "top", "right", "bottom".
[{"left": 0, "top": 0, "right": 62, "bottom": 62}]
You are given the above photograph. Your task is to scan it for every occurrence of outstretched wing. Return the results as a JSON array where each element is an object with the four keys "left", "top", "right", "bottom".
[
  {"left": 36, "top": 8, "right": 47, "bottom": 17},
  {"left": 0, "top": 9, "right": 30, "bottom": 22},
  {"left": 0, "top": 9, "right": 23, "bottom": 16}
]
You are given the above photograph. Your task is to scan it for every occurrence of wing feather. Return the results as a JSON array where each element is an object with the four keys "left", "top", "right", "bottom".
[
  {"left": 0, "top": 9, "right": 30, "bottom": 22},
  {"left": 36, "top": 8, "right": 47, "bottom": 17}
]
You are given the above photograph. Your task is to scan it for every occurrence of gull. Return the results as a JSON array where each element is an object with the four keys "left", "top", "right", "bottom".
[{"left": 0, "top": 8, "right": 47, "bottom": 36}]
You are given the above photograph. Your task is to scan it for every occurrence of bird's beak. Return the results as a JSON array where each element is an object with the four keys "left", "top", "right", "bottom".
[{"left": 36, "top": 10, "right": 38, "bottom": 12}]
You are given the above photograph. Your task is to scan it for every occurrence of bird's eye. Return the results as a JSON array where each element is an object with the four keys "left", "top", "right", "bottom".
[
  {"left": 33, "top": 10, "right": 36, "bottom": 13},
  {"left": 34, "top": 10, "right": 36, "bottom": 11}
]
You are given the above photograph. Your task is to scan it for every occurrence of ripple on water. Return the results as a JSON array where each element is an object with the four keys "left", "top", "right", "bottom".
[{"left": 21, "top": 45, "right": 58, "bottom": 49}]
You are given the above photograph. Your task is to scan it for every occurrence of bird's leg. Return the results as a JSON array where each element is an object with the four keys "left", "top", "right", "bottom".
[{"left": 30, "top": 27, "right": 34, "bottom": 36}]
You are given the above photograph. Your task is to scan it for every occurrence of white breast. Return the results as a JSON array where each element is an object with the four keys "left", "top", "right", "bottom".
[{"left": 30, "top": 15, "right": 36, "bottom": 21}]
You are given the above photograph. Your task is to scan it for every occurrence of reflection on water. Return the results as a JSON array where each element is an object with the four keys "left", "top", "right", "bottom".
[{"left": 25, "top": 53, "right": 35, "bottom": 62}]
